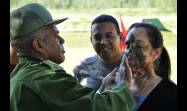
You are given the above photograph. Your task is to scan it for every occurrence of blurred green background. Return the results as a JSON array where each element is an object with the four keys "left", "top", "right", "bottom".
[{"left": 10, "top": 0, "right": 177, "bottom": 84}]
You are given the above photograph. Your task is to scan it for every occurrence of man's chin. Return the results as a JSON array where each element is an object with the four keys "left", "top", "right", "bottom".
[
  {"left": 60, "top": 56, "right": 65, "bottom": 64},
  {"left": 54, "top": 56, "right": 65, "bottom": 64},
  {"left": 100, "top": 54, "right": 111, "bottom": 60},
  {"left": 100, "top": 49, "right": 111, "bottom": 54}
]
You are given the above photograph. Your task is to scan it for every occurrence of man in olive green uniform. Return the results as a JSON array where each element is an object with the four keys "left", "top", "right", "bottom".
[{"left": 10, "top": 3, "right": 135, "bottom": 111}]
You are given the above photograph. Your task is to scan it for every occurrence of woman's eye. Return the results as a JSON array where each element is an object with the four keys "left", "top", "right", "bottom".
[
  {"left": 136, "top": 45, "right": 142, "bottom": 48},
  {"left": 135, "top": 43, "right": 145, "bottom": 48}
]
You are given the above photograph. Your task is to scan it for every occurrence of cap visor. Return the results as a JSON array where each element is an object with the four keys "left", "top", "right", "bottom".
[{"left": 46, "top": 17, "right": 68, "bottom": 26}]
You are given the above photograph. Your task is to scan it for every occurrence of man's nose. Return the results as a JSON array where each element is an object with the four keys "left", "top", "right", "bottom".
[{"left": 100, "top": 37, "right": 108, "bottom": 44}]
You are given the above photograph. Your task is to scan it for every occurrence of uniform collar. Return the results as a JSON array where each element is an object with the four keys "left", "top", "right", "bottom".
[{"left": 19, "top": 57, "right": 42, "bottom": 64}]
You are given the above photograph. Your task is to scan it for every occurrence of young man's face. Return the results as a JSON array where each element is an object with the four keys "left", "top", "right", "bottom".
[
  {"left": 91, "top": 22, "right": 121, "bottom": 63},
  {"left": 42, "top": 25, "right": 65, "bottom": 64}
]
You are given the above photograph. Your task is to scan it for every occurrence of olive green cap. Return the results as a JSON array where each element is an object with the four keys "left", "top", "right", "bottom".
[{"left": 10, "top": 3, "right": 68, "bottom": 39}]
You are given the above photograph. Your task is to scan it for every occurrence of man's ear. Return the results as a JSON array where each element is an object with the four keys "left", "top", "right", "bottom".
[{"left": 32, "top": 39, "right": 45, "bottom": 54}]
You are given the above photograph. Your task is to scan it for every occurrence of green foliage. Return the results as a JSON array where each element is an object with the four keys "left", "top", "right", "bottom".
[{"left": 10, "top": 0, "right": 176, "bottom": 13}]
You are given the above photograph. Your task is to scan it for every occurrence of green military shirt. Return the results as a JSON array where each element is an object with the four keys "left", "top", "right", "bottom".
[{"left": 10, "top": 57, "right": 135, "bottom": 111}]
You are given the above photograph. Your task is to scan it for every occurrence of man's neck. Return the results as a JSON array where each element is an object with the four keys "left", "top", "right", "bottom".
[{"left": 19, "top": 52, "right": 46, "bottom": 62}]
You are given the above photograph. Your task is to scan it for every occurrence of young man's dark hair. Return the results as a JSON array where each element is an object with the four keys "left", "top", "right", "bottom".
[{"left": 91, "top": 14, "right": 120, "bottom": 34}]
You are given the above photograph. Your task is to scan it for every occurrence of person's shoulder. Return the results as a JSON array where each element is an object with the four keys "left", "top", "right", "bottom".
[
  {"left": 30, "top": 60, "right": 69, "bottom": 83},
  {"left": 81, "top": 55, "right": 97, "bottom": 65},
  {"left": 41, "top": 60, "right": 65, "bottom": 72},
  {"left": 148, "top": 79, "right": 177, "bottom": 103},
  {"left": 138, "top": 79, "right": 177, "bottom": 111},
  {"left": 159, "top": 79, "right": 177, "bottom": 91},
  {"left": 73, "top": 55, "right": 97, "bottom": 76},
  {"left": 74, "top": 55, "right": 97, "bottom": 68},
  {"left": 18, "top": 58, "right": 64, "bottom": 72},
  {"left": 149, "top": 79, "right": 177, "bottom": 96},
  {"left": 160, "top": 79, "right": 177, "bottom": 97}
]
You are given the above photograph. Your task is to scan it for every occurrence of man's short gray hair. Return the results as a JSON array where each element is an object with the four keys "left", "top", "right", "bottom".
[{"left": 10, "top": 28, "right": 47, "bottom": 56}]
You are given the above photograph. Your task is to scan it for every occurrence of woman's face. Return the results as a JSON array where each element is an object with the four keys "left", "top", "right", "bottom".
[{"left": 126, "top": 27, "right": 156, "bottom": 73}]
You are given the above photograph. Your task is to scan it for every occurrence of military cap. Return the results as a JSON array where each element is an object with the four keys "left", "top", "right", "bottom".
[{"left": 10, "top": 3, "right": 67, "bottom": 39}]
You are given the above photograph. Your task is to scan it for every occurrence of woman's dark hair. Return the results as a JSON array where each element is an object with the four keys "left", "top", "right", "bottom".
[
  {"left": 91, "top": 14, "right": 120, "bottom": 34},
  {"left": 128, "top": 22, "right": 171, "bottom": 79}
]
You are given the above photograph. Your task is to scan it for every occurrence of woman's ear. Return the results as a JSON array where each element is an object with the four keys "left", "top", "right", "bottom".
[
  {"left": 153, "top": 48, "right": 162, "bottom": 60},
  {"left": 32, "top": 39, "right": 45, "bottom": 54}
]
